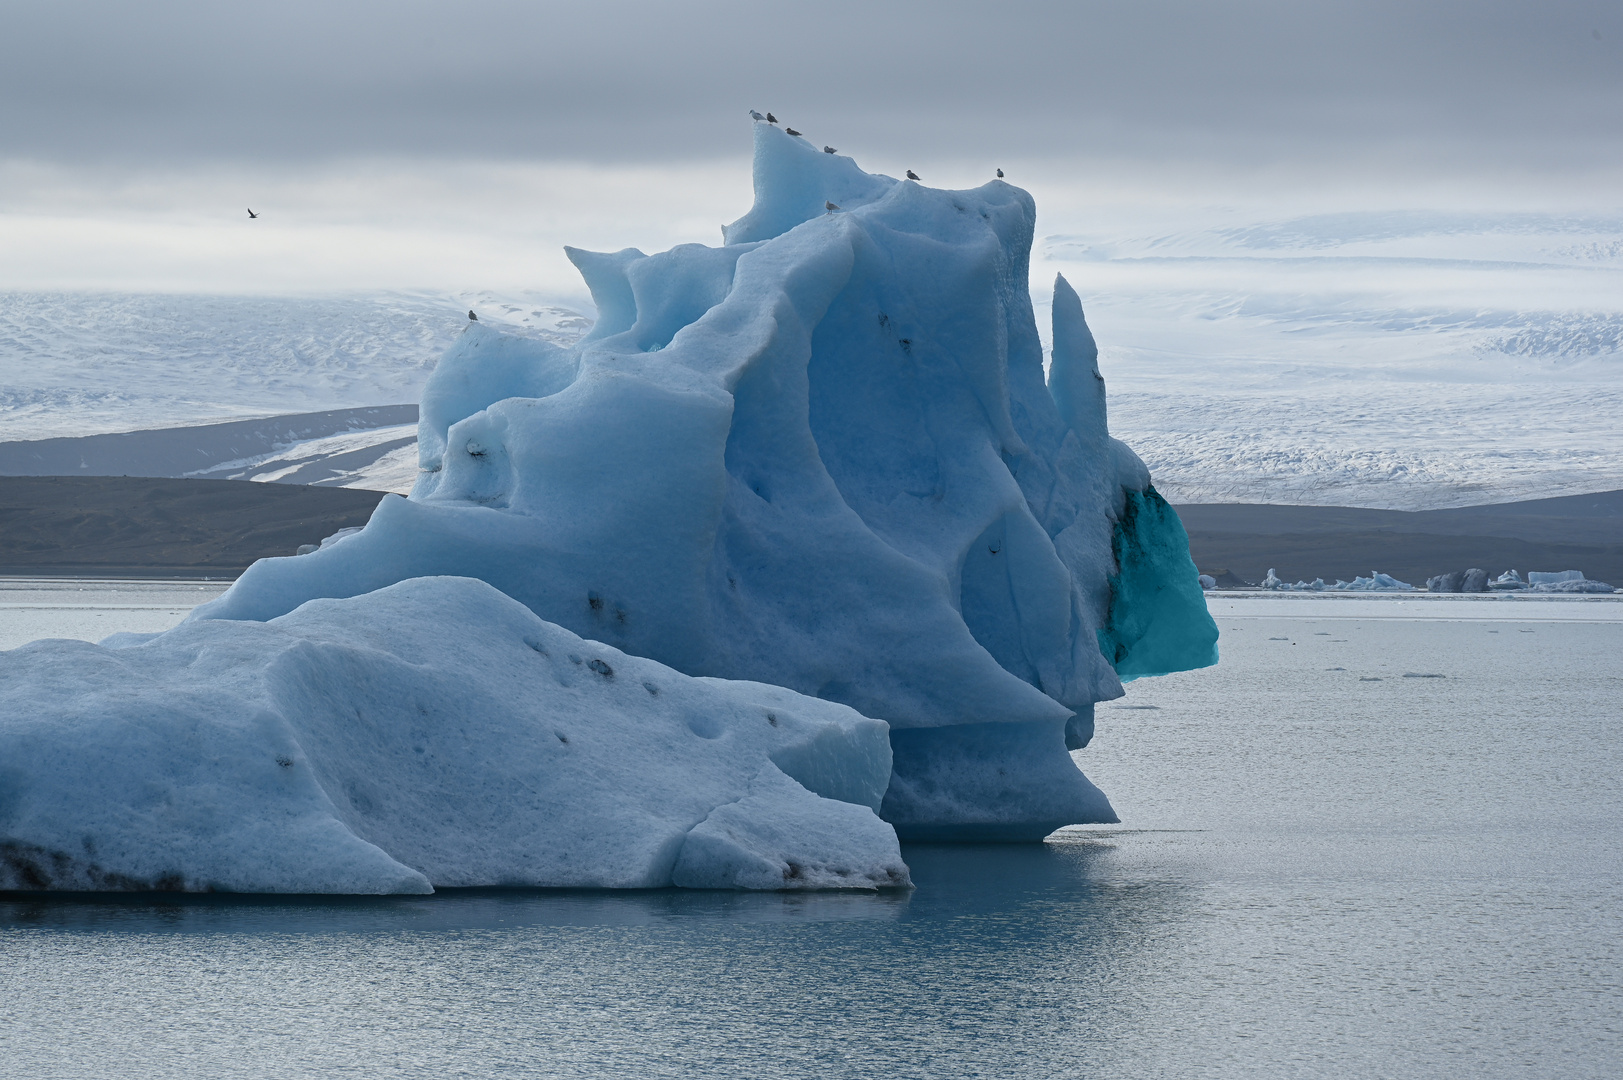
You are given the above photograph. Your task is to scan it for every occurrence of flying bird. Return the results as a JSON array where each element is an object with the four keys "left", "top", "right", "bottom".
[
  {"left": 468, "top": 310, "right": 478, "bottom": 321},
  {"left": 766, "top": 112, "right": 777, "bottom": 123},
  {"left": 785, "top": 127, "right": 801, "bottom": 136},
  {"left": 906, "top": 169, "right": 920, "bottom": 181},
  {"left": 826, "top": 201, "right": 841, "bottom": 213},
  {"left": 996, "top": 168, "right": 1004, "bottom": 178},
  {"left": 823, "top": 145, "right": 837, "bottom": 154},
  {"left": 246, "top": 208, "right": 258, "bottom": 219},
  {"left": 750, "top": 110, "right": 765, "bottom": 121}
]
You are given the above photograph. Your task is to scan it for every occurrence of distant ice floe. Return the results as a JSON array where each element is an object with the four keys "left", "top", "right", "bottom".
[
  {"left": 1483, "top": 569, "right": 1617, "bottom": 593},
  {"left": 1262, "top": 570, "right": 1416, "bottom": 592},
  {"left": 1260, "top": 566, "right": 1617, "bottom": 594}
]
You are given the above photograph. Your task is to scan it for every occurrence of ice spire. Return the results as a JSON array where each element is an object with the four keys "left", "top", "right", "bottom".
[
  {"left": 722, "top": 122, "right": 891, "bottom": 245},
  {"left": 565, "top": 246, "right": 646, "bottom": 342},
  {"left": 1047, "top": 273, "right": 1107, "bottom": 442}
]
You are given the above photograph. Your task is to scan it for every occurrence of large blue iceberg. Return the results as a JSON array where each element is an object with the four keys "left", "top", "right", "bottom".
[{"left": 0, "top": 122, "right": 1217, "bottom": 891}]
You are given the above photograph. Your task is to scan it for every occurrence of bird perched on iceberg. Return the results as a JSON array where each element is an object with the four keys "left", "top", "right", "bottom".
[
  {"left": 750, "top": 110, "right": 765, "bottom": 121},
  {"left": 996, "top": 168, "right": 1004, "bottom": 178},
  {"left": 467, "top": 310, "right": 478, "bottom": 321},
  {"left": 825, "top": 201, "right": 840, "bottom": 213},
  {"left": 824, "top": 145, "right": 837, "bottom": 154},
  {"left": 786, "top": 127, "right": 802, "bottom": 136},
  {"left": 765, "top": 112, "right": 777, "bottom": 123},
  {"left": 906, "top": 169, "right": 921, "bottom": 181}
]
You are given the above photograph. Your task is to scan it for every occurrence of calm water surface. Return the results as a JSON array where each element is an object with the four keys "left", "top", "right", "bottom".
[
  {"left": 2, "top": 591, "right": 1620, "bottom": 1078},
  {"left": 0, "top": 578, "right": 228, "bottom": 650}
]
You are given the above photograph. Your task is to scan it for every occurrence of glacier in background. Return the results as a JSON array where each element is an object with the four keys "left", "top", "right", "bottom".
[
  {"left": 0, "top": 123, "right": 1217, "bottom": 890},
  {"left": 5, "top": 205, "right": 1623, "bottom": 509}
]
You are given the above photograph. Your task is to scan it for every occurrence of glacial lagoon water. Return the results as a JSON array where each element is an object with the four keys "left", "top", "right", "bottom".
[{"left": 2, "top": 587, "right": 1620, "bottom": 1078}]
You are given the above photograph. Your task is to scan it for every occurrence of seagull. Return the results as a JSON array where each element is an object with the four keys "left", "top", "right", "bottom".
[
  {"left": 766, "top": 112, "right": 778, "bottom": 124},
  {"left": 906, "top": 169, "right": 920, "bottom": 181},
  {"left": 246, "top": 208, "right": 258, "bottom": 219},
  {"left": 996, "top": 168, "right": 1004, "bottom": 178},
  {"left": 823, "top": 145, "right": 837, "bottom": 154},
  {"left": 785, "top": 127, "right": 801, "bottom": 136},
  {"left": 468, "top": 310, "right": 478, "bottom": 321},
  {"left": 750, "top": 110, "right": 765, "bottom": 121},
  {"left": 826, "top": 201, "right": 840, "bottom": 213}
]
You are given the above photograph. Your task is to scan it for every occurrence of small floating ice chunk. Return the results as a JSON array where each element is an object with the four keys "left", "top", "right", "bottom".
[{"left": 1489, "top": 570, "right": 1528, "bottom": 591}]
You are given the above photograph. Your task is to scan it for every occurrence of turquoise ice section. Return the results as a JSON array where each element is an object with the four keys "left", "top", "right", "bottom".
[{"left": 1098, "top": 487, "right": 1220, "bottom": 681}]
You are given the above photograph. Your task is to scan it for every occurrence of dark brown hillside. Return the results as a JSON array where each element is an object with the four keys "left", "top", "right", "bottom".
[{"left": 0, "top": 476, "right": 386, "bottom": 577}]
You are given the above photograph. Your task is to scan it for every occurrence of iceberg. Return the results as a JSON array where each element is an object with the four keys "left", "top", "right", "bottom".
[
  {"left": 1426, "top": 569, "right": 1489, "bottom": 593},
  {"left": 184, "top": 123, "right": 1216, "bottom": 840},
  {"left": 1526, "top": 570, "right": 1617, "bottom": 593},
  {"left": 0, "top": 577, "right": 907, "bottom": 893},
  {"left": 1489, "top": 569, "right": 1528, "bottom": 591},
  {"left": 1532, "top": 580, "right": 1618, "bottom": 593},
  {"left": 1, "top": 121, "right": 1220, "bottom": 889},
  {"left": 1431, "top": 568, "right": 1613, "bottom": 594}
]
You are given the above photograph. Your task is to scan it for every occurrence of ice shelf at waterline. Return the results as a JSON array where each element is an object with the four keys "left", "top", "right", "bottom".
[{"left": 1, "top": 122, "right": 1217, "bottom": 892}]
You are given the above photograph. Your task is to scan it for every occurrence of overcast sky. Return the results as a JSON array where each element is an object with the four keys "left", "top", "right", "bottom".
[{"left": 2, "top": 0, "right": 1619, "bottom": 293}]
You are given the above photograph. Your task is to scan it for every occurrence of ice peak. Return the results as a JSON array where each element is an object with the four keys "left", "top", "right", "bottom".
[
  {"left": 564, "top": 246, "right": 646, "bottom": 343},
  {"left": 723, "top": 121, "right": 893, "bottom": 245}
]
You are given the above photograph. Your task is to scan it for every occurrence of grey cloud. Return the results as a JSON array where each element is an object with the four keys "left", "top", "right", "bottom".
[{"left": 1, "top": 0, "right": 1619, "bottom": 175}]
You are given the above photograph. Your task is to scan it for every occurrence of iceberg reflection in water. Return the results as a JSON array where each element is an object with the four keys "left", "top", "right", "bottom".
[{"left": 5, "top": 596, "right": 1620, "bottom": 1078}]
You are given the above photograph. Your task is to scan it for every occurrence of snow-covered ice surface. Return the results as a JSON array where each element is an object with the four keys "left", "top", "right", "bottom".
[
  {"left": 0, "top": 576, "right": 907, "bottom": 893},
  {"left": 1037, "top": 210, "right": 1623, "bottom": 509},
  {"left": 0, "top": 291, "right": 589, "bottom": 443},
  {"left": 190, "top": 123, "right": 1217, "bottom": 842}
]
